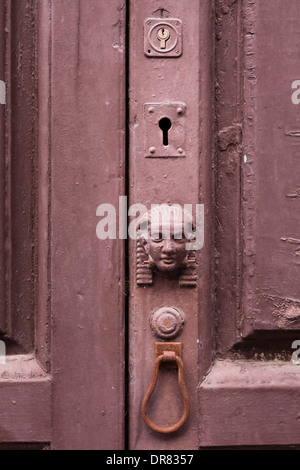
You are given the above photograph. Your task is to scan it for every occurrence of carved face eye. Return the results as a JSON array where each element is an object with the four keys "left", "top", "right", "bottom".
[{"left": 151, "top": 232, "right": 164, "bottom": 242}]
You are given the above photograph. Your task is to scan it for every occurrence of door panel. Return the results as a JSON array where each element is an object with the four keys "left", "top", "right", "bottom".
[
  {"left": 242, "top": 0, "right": 300, "bottom": 336},
  {"left": 201, "top": 0, "right": 300, "bottom": 447},
  {"left": 2, "top": 0, "right": 38, "bottom": 354}
]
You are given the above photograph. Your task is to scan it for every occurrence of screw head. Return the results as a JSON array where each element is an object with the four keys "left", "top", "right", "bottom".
[
  {"left": 178, "top": 147, "right": 184, "bottom": 154},
  {"left": 149, "top": 147, "right": 156, "bottom": 154},
  {"left": 148, "top": 107, "right": 155, "bottom": 113},
  {"left": 177, "top": 107, "right": 183, "bottom": 115}
]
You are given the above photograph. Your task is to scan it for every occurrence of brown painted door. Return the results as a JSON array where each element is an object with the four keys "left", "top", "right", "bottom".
[{"left": 0, "top": 0, "right": 300, "bottom": 450}]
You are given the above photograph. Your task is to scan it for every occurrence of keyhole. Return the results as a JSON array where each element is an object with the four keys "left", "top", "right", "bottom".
[{"left": 159, "top": 117, "right": 172, "bottom": 147}]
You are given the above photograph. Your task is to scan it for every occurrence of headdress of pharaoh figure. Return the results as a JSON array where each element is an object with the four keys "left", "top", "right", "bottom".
[{"left": 136, "top": 204, "right": 197, "bottom": 287}]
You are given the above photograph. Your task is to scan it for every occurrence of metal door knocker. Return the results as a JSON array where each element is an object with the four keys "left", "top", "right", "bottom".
[{"left": 141, "top": 342, "right": 190, "bottom": 434}]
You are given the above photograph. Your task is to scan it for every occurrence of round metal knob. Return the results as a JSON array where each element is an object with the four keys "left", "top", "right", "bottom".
[{"left": 150, "top": 307, "right": 185, "bottom": 340}]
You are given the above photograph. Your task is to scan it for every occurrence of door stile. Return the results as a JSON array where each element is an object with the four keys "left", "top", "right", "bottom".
[
  {"left": 0, "top": 0, "right": 52, "bottom": 447},
  {"left": 128, "top": 0, "right": 215, "bottom": 450}
]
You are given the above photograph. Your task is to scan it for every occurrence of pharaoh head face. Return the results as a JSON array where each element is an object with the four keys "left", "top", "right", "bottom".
[{"left": 138, "top": 205, "right": 195, "bottom": 274}]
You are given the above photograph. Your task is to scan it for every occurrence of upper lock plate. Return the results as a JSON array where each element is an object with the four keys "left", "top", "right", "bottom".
[{"left": 144, "top": 18, "right": 183, "bottom": 58}]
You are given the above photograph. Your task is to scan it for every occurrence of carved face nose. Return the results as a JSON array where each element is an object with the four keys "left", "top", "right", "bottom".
[{"left": 162, "top": 240, "right": 175, "bottom": 253}]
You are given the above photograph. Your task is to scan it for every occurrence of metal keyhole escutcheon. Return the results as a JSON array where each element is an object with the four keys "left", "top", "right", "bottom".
[{"left": 159, "top": 117, "right": 172, "bottom": 146}]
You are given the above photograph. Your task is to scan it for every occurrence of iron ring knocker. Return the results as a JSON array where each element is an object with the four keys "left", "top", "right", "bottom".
[{"left": 141, "top": 349, "right": 190, "bottom": 434}]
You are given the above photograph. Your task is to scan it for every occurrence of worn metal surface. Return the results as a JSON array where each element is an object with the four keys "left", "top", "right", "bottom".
[
  {"left": 144, "top": 102, "right": 187, "bottom": 157},
  {"left": 144, "top": 18, "right": 183, "bottom": 57},
  {"left": 150, "top": 306, "right": 185, "bottom": 340}
]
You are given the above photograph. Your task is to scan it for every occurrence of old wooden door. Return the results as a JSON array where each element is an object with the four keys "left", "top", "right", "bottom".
[{"left": 0, "top": 0, "right": 299, "bottom": 450}]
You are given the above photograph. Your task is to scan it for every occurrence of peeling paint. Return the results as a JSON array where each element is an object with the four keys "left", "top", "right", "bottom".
[
  {"left": 285, "top": 131, "right": 300, "bottom": 137},
  {"left": 273, "top": 303, "right": 300, "bottom": 329},
  {"left": 218, "top": 123, "right": 242, "bottom": 151},
  {"left": 281, "top": 237, "right": 300, "bottom": 245},
  {"left": 286, "top": 189, "right": 300, "bottom": 198}
]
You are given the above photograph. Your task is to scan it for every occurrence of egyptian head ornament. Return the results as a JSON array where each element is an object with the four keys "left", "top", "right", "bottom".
[{"left": 136, "top": 205, "right": 197, "bottom": 287}]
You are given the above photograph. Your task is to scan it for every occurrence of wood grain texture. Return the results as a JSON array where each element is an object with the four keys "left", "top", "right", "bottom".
[{"left": 50, "top": 0, "right": 126, "bottom": 450}]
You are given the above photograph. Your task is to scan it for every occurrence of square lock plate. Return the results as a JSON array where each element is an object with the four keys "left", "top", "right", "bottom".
[
  {"left": 155, "top": 342, "right": 182, "bottom": 369},
  {"left": 144, "top": 18, "right": 183, "bottom": 58},
  {"left": 144, "top": 102, "right": 187, "bottom": 158}
]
